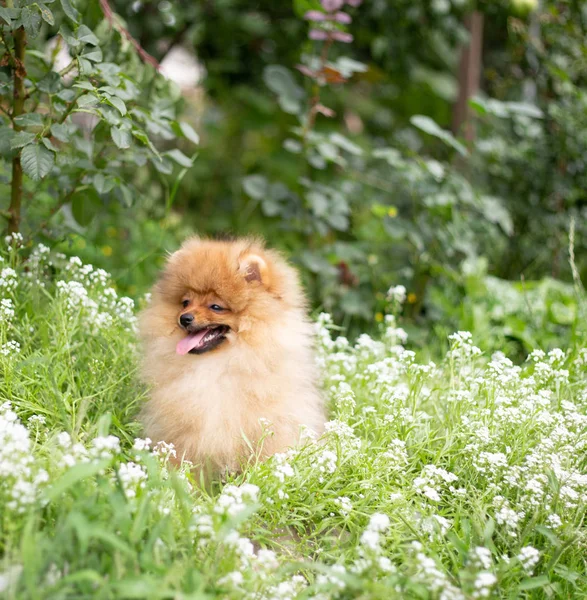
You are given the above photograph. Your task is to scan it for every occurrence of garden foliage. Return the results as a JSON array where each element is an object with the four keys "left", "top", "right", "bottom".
[{"left": 0, "top": 244, "right": 586, "bottom": 598}]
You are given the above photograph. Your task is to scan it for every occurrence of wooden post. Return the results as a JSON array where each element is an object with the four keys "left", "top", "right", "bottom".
[{"left": 452, "top": 11, "right": 484, "bottom": 144}]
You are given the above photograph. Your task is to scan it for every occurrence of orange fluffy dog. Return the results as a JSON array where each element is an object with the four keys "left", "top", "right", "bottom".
[{"left": 139, "top": 237, "right": 325, "bottom": 472}]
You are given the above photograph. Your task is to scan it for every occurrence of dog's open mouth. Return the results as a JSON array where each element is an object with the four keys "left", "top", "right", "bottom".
[{"left": 176, "top": 325, "right": 230, "bottom": 356}]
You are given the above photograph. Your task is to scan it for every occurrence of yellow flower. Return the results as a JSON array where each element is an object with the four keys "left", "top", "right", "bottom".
[
  {"left": 407, "top": 293, "right": 417, "bottom": 304},
  {"left": 101, "top": 245, "right": 113, "bottom": 257},
  {"left": 387, "top": 206, "right": 398, "bottom": 218},
  {"left": 375, "top": 312, "right": 384, "bottom": 322}
]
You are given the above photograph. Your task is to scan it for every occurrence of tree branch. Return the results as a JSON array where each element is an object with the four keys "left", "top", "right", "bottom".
[
  {"left": 7, "top": 26, "right": 26, "bottom": 234},
  {"left": 99, "top": 0, "right": 160, "bottom": 71}
]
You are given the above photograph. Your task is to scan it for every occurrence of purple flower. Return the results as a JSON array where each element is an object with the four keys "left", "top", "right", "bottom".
[
  {"left": 321, "top": 0, "right": 345, "bottom": 11},
  {"left": 346, "top": 0, "right": 363, "bottom": 6},
  {"left": 304, "top": 10, "right": 327, "bottom": 21},
  {"left": 333, "top": 11, "right": 352, "bottom": 23},
  {"left": 330, "top": 31, "right": 354, "bottom": 43},
  {"left": 309, "top": 29, "right": 329, "bottom": 40},
  {"left": 296, "top": 64, "right": 316, "bottom": 78}
]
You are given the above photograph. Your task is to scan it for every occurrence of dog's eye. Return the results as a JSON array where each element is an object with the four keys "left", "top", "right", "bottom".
[
  {"left": 209, "top": 304, "right": 224, "bottom": 312},
  {"left": 182, "top": 299, "right": 190, "bottom": 308}
]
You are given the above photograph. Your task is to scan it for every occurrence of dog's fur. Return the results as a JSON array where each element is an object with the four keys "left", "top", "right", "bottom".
[{"left": 139, "top": 237, "right": 325, "bottom": 472}]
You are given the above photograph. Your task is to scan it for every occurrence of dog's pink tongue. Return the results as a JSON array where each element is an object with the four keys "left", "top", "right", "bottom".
[{"left": 176, "top": 329, "right": 208, "bottom": 355}]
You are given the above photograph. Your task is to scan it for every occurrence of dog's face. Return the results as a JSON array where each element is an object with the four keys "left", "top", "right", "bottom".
[{"left": 145, "top": 238, "right": 290, "bottom": 357}]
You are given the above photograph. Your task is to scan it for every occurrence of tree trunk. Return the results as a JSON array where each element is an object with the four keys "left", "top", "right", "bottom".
[
  {"left": 8, "top": 26, "right": 26, "bottom": 235},
  {"left": 452, "top": 11, "right": 484, "bottom": 144}
]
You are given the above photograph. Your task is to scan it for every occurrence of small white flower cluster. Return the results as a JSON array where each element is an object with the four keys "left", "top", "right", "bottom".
[
  {"left": 324, "top": 419, "right": 361, "bottom": 454},
  {"left": 27, "top": 414, "right": 47, "bottom": 426},
  {"left": 420, "top": 514, "right": 451, "bottom": 540},
  {"left": 0, "top": 340, "right": 20, "bottom": 357},
  {"left": 263, "top": 575, "right": 307, "bottom": 600},
  {"left": 333, "top": 495, "right": 353, "bottom": 517},
  {"left": 5, "top": 232, "right": 23, "bottom": 247},
  {"left": 448, "top": 330, "right": 483, "bottom": 362},
  {"left": 387, "top": 284, "right": 406, "bottom": 304},
  {"left": 271, "top": 451, "right": 295, "bottom": 483},
  {"left": 0, "top": 298, "right": 15, "bottom": 323},
  {"left": 152, "top": 440, "right": 177, "bottom": 461},
  {"left": 316, "top": 449, "right": 337, "bottom": 482},
  {"left": 0, "top": 267, "right": 17, "bottom": 292},
  {"left": 214, "top": 483, "right": 260, "bottom": 517},
  {"left": 117, "top": 462, "right": 147, "bottom": 499},
  {"left": 332, "top": 381, "right": 356, "bottom": 417},
  {"left": 493, "top": 496, "right": 525, "bottom": 537},
  {"left": 414, "top": 465, "right": 459, "bottom": 503},
  {"left": 472, "top": 572, "right": 497, "bottom": 599},
  {"left": 383, "top": 314, "right": 409, "bottom": 347},
  {"left": 359, "top": 512, "right": 390, "bottom": 552},
  {"left": 54, "top": 256, "right": 137, "bottom": 332},
  {"left": 314, "top": 564, "right": 348, "bottom": 597},
  {"left": 469, "top": 547, "right": 492, "bottom": 570},
  {"left": 412, "top": 544, "right": 464, "bottom": 600},
  {"left": 517, "top": 546, "right": 540, "bottom": 574},
  {"left": 56, "top": 280, "right": 114, "bottom": 331},
  {"left": 132, "top": 437, "right": 152, "bottom": 451},
  {"left": 56, "top": 432, "right": 89, "bottom": 468},
  {"left": 0, "top": 403, "right": 48, "bottom": 513},
  {"left": 92, "top": 435, "right": 121, "bottom": 458},
  {"left": 378, "top": 438, "right": 408, "bottom": 471}
]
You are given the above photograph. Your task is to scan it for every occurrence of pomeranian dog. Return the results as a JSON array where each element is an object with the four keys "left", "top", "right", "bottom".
[{"left": 139, "top": 236, "right": 325, "bottom": 473}]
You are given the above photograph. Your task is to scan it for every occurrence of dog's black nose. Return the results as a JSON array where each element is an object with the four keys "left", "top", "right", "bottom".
[{"left": 179, "top": 313, "right": 194, "bottom": 328}]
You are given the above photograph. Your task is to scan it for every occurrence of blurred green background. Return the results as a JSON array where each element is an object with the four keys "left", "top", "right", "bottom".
[{"left": 1, "top": 0, "right": 586, "bottom": 357}]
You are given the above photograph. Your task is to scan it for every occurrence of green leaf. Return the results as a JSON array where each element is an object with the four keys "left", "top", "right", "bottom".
[
  {"left": 410, "top": 115, "right": 468, "bottom": 157},
  {"left": 60, "top": 0, "right": 80, "bottom": 23},
  {"left": 14, "top": 113, "right": 43, "bottom": 128},
  {"left": 21, "top": 143, "right": 55, "bottom": 181},
  {"left": 173, "top": 121, "right": 200, "bottom": 145},
  {"left": 132, "top": 130, "right": 160, "bottom": 158},
  {"left": 82, "top": 47, "right": 103, "bottom": 63},
  {"left": 0, "top": 127, "right": 16, "bottom": 158},
  {"left": 116, "top": 184, "right": 133, "bottom": 208},
  {"left": 51, "top": 122, "right": 76, "bottom": 142},
  {"left": 0, "top": 7, "right": 13, "bottom": 25},
  {"left": 105, "top": 96, "right": 127, "bottom": 116},
  {"left": 10, "top": 131, "right": 36, "bottom": 150},
  {"left": 73, "top": 81, "right": 96, "bottom": 92},
  {"left": 149, "top": 156, "right": 172, "bottom": 175},
  {"left": 263, "top": 65, "right": 305, "bottom": 115},
  {"left": 93, "top": 173, "right": 115, "bottom": 195},
  {"left": 111, "top": 126, "right": 131, "bottom": 149},
  {"left": 77, "top": 93, "right": 99, "bottom": 108},
  {"left": 70, "top": 188, "right": 101, "bottom": 227},
  {"left": 330, "top": 133, "right": 363, "bottom": 156},
  {"left": 77, "top": 24, "right": 99, "bottom": 46},
  {"left": 503, "top": 101, "right": 543, "bottom": 118},
  {"left": 78, "top": 58, "right": 93, "bottom": 76},
  {"left": 21, "top": 6, "right": 42, "bottom": 39},
  {"left": 480, "top": 195, "right": 513, "bottom": 236},
  {"left": 46, "top": 460, "right": 108, "bottom": 501},
  {"left": 242, "top": 175, "right": 268, "bottom": 200},
  {"left": 41, "top": 137, "right": 58, "bottom": 152},
  {"left": 165, "top": 149, "right": 193, "bottom": 168},
  {"left": 518, "top": 576, "right": 550, "bottom": 591},
  {"left": 37, "top": 72, "right": 61, "bottom": 94},
  {"left": 36, "top": 3, "right": 55, "bottom": 25}
]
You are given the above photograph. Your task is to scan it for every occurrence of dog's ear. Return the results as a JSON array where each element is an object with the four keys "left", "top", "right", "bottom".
[{"left": 239, "top": 253, "right": 269, "bottom": 285}]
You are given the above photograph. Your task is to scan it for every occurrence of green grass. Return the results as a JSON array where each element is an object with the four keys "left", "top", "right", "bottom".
[{"left": 0, "top": 242, "right": 586, "bottom": 599}]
